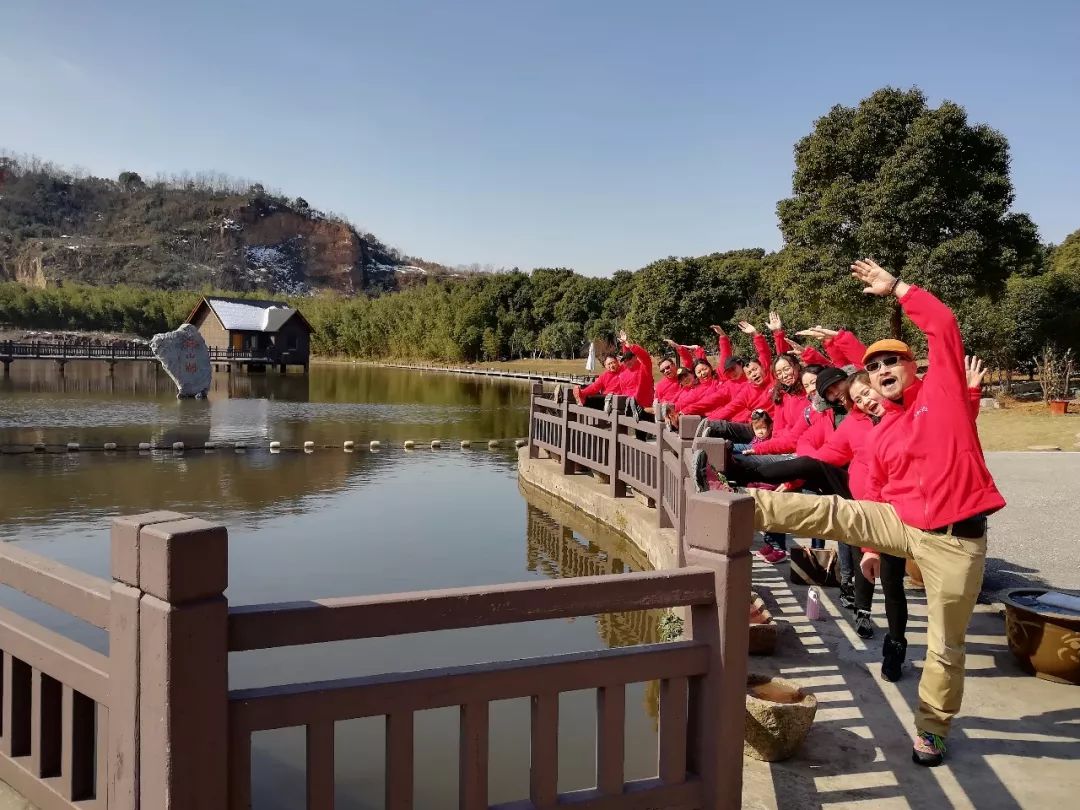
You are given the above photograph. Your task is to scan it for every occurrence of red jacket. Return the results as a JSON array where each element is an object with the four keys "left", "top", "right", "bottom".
[
  {"left": 675, "top": 343, "right": 706, "bottom": 371},
  {"left": 578, "top": 368, "right": 624, "bottom": 399},
  {"left": 616, "top": 343, "right": 655, "bottom": 404},
  {"left": 794, "top": 407, "right": 841, "bottom": 457},
  {"left": 679, "top": 377, "right": 737, "bottom": 416},
  {"left": 864, "top": 286, "right": 1005, "bottom": 529},
  {"left": 750, "top": 390, "right": 812, "bottom": 453},
  {"left": 655, "top": 375, "right": 680, "bottom": 404},
  {"left": 823, "top": 330, "right": 867, "bottom": 369},
  {"left": 812, "top": 410, "right": 876, "bottom": 498}
]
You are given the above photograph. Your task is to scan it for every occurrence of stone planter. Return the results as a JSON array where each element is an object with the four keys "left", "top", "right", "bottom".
[
  {"left": 744, "top": 674, "right": 818, "bottom": 762},
  {"left": 1048, "top": 399, "right": 1070, "bottom": 415},
  {"left": 1001, "top": 588, "right": 1080, "bottom": 685},
  {"left": 749, "top": 592, "right": 778, "bottom": 656}
]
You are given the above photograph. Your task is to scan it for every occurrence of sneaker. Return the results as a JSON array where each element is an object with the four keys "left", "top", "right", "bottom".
[
  {"left": 912, "top": 730, "right": 947, "bottom": 767},
  {"left": 765, "top": 547, "right": 788, "bottom": 563},
  {"left": 692, "top": 449, "right": 735, "bottom": 494},
  {"left": 855, "top": 610, "right": 875, "bottom": 639},
  {"left": 839, "top": 579, "right": 856, "bottom": 611},
  {"left": 625, "top": 398, "right": 643, "bottom": 422},
  {"left": 552, "top": 384, "right": 563, "bottom": 404},
  {"left": 695, "top": 419, "right": 715, "bottom": 440},
  {"left": 755, "top": 547, "right": 775, "bottom": 562},
  {"left": 881, "top": 634, "right": 908, "bottom": 682},
  {"left": 603, "top": 393, "right": 614, "bottom": 415}
]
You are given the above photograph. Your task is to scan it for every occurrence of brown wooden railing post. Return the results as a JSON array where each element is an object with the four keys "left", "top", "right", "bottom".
[
  {"left": 559, "top": 393, "right": 574, "bottom": 475},
  {"left": 128, "top": 515, "right": 229, "bottom": 809},
  {"left": 682, "top": 490, "right": 753, "bottom": 810},
  {"left": 609, "top": 396, "right": 627, "bottom": 498},
  {"left": 675, "top": 415, "right": 701, "bottom": 556},
  {"left": 109, "top": 510, "right": 188, "bottom": 810},
  {"left": 528, "top": 382, "right": 542, "bottom": 460}
]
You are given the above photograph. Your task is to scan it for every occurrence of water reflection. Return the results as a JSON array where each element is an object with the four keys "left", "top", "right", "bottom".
[{"left": 0, "top": 361, "right": 529, "bottom": 448}]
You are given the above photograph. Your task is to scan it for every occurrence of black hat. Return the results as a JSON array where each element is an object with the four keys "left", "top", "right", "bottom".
[
  {"left": 815, "top": 366, "right": 848, "bottom": 401},
  {"left": 724, "top": 357, "right": 744, "bottom": 371}
]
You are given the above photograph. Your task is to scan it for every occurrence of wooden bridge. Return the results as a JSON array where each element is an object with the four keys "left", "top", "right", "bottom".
[{"left": 0, "top": 341, "right": 286, "bottom": 375}]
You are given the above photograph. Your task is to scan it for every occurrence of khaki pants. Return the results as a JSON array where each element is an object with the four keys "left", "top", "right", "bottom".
[{"left": 749, "top": 490, "right": 986, "bottom": 737}]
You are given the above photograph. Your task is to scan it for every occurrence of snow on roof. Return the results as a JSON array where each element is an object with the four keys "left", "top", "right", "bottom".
[{"left": 206, "top": 298, "right": 297, "bottom": 333}]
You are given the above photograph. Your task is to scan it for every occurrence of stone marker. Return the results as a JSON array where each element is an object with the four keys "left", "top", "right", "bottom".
[
  {"left": 460, "top": 440, "right": 471, "bottom": 449},
  {"left": 104, "top": 442, "right": 117, "bottom": 451},
  {"left": 67, "top": 442, "right": 80, "bottom": 452},
  {"left": 343, "top": 440, "right": 355, "bottom": 450},
  {"left": 139, "top": 442, "right": 152, "bottom": 451},
  {"left": 269, "top": 441, "right": 281, "bottom": 450},
  {"left": 404, "top": 440, "right": 415, "bottom": 450},
  {"left": 1027, "top": 445, "right": 1061, "bottom": 452},
  {"left": 172, "top": 442, "right": 185, "bottom": 451},
  {"left": 488, "top": 439, "right": 500, "bottom": 448},
  {"left": 204, "top": 441, "right": 217, "bottom": 450},
  {"left": 150, "top": 323, "right": 211, "bottom": 398},
  {"left": 430, "top": 439, "right": 442, "bottom": 449},
  {"left": 369, "top": 440, "right": 381, "bottom": 450},
  {"left": 303, "top": 441, "right": 315, "bottom": 450}
]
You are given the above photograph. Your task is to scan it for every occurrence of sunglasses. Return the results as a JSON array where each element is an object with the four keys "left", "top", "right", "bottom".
[{"left": 865, "top": 355, "right": 905, "bottom": 374}]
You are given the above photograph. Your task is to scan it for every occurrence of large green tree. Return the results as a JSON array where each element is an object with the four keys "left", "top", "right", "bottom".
[{"left": 770, "top": 87, "right": 1042, "bottom": 342}]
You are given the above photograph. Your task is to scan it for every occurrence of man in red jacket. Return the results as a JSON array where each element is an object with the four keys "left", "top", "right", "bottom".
[{"left": 744, "top": 259, "right": 1004, "bottom": 767}]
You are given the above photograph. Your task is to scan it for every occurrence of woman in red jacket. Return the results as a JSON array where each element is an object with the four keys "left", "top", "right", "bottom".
[{"left": 694, "top": 321, "right": 775, "bottom": 439}]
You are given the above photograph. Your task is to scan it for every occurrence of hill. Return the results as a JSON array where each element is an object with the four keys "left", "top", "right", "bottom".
[{"left": 0, "top": 153, "right": 456, "bottom": 295}]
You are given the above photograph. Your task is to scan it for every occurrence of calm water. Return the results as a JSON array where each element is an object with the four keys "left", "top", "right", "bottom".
[{"left": 0, "top": 361, "right": 661, "bottom": 808}]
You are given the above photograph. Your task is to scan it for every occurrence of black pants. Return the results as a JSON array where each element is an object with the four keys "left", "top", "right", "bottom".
[
  {"left": 852, "top": 548, "right": 908, "bottom": 639},
  {"left": 731, "top": 454, "right": 908, "bottom": 636},
  {"left": 700, "top": 419, "right": 755, "bottom": 444}
]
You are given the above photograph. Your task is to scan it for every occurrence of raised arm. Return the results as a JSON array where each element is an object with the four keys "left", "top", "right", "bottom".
[{"left": 710, "top": 325, "right": 731, "bottom": 371}]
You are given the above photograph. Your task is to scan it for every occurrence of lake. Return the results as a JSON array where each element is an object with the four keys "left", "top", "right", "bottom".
[{"left": 0, "top": 360, "right": 661, "bottom": 808}]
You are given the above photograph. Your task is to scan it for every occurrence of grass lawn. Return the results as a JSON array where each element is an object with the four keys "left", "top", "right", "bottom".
[{"left": 976, "top": 402, "right": 1080, "bottom": 451}]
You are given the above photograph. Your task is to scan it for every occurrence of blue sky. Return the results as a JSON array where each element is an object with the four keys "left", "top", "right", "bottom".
[{"left": 1, "top": 0, "right": 1077, "bottom": 274}]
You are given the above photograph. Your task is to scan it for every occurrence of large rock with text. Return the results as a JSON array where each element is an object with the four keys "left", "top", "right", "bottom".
[{"left": 151, "top": 323, "right": 212, "bottom": 397}]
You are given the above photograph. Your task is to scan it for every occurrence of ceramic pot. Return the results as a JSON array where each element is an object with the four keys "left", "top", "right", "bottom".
[{"left": 1001, "top": 588, "right": 1080, "bottom": 685}]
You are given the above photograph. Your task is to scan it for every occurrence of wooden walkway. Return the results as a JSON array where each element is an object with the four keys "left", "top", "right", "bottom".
[{"left": 384, "top": 361, "right": 595, "bottom": 385}]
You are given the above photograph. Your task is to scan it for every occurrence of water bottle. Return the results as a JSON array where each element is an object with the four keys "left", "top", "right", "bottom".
[{"left": 806, "top": 587, "right": 822, "bottom": 621}]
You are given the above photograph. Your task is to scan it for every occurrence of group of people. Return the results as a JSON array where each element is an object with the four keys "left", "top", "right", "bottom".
[{"left": 562, "top": 259, "right": 1002, "bottom": 770}]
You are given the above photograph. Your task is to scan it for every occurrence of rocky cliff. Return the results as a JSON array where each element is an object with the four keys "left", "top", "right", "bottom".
[{"left": 0, "top": 158, "right": 442, "bottom": 294}]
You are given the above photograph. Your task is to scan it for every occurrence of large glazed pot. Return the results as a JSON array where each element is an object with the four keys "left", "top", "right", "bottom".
[
  {"left": 1001, "top": 588, "right": 1080, "bottom": 685},
  {"left": 744, "top": 674, "right": 818, "bottom": 761}
]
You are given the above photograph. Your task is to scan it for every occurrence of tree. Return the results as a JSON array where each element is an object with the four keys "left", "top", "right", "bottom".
[
  {"left": 772, "top": 87, "right": 1042, "bottom": 339},
  {"left": 625, "top": 250, "right": 764, "bottom": 350},
  {"left": 118, "top": 171, "right": 145, "bottom": 192}
]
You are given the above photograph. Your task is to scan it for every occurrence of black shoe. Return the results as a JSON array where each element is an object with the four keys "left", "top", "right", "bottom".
[
  {"left": 912, "top": 731, "right": 947, "bottom": 767},
  {"left": 855, "top": 610, "right": 874, "bottom": 639},
  {"left": 839, "top": 579, "right": 856, "bottom": 611},
  {"left": 692, "top": 449, "right": 709, "bottom": 493},
  {"left": 625, "top": 398, "right": 643, "bottom": 422},
  {"left": 695, "top": 419, "right": 714, "bottom": 440},
  {"left": 881, "top": 634, "right": 907, "bottom": 682}
]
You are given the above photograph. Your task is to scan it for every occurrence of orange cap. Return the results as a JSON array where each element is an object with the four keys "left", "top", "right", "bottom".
[{"left": 862, "top": 339, "right": 913, "bottom": 364}]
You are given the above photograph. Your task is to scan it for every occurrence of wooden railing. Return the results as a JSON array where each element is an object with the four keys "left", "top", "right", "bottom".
[
  {"left": 0, "top": 341, "right": 296, "bottom": 365},
  {"left": 0, "top": 491, "right": 751, "bottom": 809},
  {"left": 0, "top": 540, "right": 114, "bottom": 809},
  {"left": 527, "top": 384, "right": 703, "bottom": 553}
]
